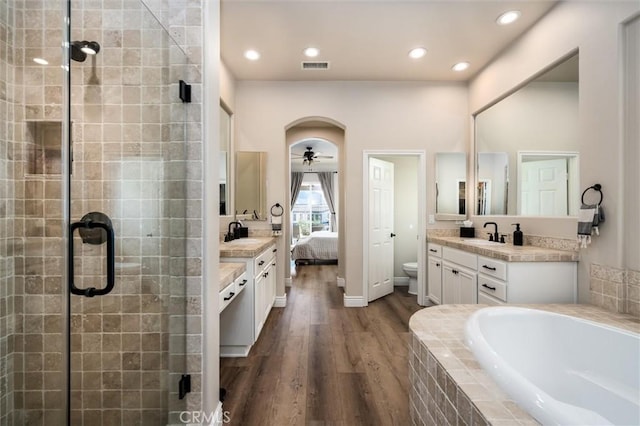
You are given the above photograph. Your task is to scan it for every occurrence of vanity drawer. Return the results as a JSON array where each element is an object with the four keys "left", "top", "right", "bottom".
[
  {"left": 219, "top": 282, "right": 237, "bottom": 313},
  {"left": 427, "top": 243, "right": 442, "bottom": 258},
  {"left": 478, "top": 274, "right": 507, "bottom": 302},
  {"left": 235, "top": 272, "right": 248, "bottom": 295},
  {"left": 254, "top": 245, "right": 276, "bottom": 275},
  {"left": 443, "top": 247, "right": 477, "bottom": 270},
  {"left": 478, "top": 256, "right": 507, "bottom": 281},
  {"left": 478, "top": 291, "right": 505, "bottom": 306}
]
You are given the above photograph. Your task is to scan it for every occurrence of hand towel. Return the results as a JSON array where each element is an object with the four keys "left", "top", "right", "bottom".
[
  {"left": 271, "top": 215, "right": 282, "bottom": 231},
  {"left": 577, "top": 203, "right": 605, "bottom": 248}
]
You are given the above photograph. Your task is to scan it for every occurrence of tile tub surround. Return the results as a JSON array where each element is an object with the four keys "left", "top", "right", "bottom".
[
  {"left": 590, "top": 264, "right": 640, "bottom": 318},
  {"left": 428, "top": 236, "right": 579, "bottom": 262},
  {"left": 408, "top": 304, "right": 640, "bottom": 426},
  {"left": 219, "top": 262, "right": 246, "bottom": 292}
]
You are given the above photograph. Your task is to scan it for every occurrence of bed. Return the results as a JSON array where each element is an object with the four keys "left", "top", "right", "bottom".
[{"left": 291, "top": 231, "right": 338, "bottom": 264}]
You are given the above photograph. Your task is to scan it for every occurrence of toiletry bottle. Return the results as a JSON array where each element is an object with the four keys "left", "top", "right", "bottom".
[{"left": 512, "top": 223, "right": 523, "bottom": 246}]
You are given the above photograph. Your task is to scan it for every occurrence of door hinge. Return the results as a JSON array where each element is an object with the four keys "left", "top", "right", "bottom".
[
  {"left": 178, "top": 374, "right": 191, "bottom": 400},
  {"left": 179, "top": 80, "right": 191, "bottom": 103}
]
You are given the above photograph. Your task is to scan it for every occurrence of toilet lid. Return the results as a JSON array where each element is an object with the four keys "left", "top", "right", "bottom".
[{"left": 404, "top": 262, "right": 418, "bottom": 269}]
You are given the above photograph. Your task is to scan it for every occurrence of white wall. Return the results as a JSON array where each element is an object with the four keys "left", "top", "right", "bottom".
[
  {"left": 469, "top": 1, "right": 640, "bottom": 302},
  {"left": 235, "top": 81, "right": 468, "bottom": 297},
  {"left": 220, "top": 60, "right": 236, "bottom": 111}
]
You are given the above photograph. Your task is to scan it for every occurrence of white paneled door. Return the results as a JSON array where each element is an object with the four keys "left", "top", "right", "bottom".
[
  {"left": 368, "top": 158, "right": 395, "bottom": 302},
  {"left": 520, "top": 158, "right": 568, "bottom": 216}
]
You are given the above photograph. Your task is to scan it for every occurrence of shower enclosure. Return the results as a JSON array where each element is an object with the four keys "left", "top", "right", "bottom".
[{"left": 0, "top": 0, "right": 196, "bottom": 424}]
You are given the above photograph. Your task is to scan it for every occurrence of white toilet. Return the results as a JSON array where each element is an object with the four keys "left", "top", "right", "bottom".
[{"left": 402, "top": 262, "right": 418, "bottom": 295}]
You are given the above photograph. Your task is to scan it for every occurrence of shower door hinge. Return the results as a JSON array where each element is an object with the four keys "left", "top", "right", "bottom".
[
  {"left": 179, "top": 80, "right": 191, "bottom": 103},
  {"left": 178, "top": 374, "right": 191, "bottom": 400}
]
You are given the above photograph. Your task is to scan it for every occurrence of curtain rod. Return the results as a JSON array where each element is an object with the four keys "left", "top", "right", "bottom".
[{"left": 300, "top": 171, "right": 338, "bottom": 174}]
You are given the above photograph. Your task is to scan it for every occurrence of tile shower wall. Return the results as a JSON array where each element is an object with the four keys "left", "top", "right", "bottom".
[
  {"left": 0, "top": 0, "right": 16, "bottom": 424},
  {"left": 3, "top": 0, "right": 205, "bottom": 425}
]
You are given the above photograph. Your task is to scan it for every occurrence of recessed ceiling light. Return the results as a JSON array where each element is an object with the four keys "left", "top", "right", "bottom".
[
  {"left": 33, "top": 57, "right": 48, "bottom": 65},
  {"left": 303, "top": 47, "right": 320, "bottom": 58},
  {"left": 496, "top": 10, "right": 521, "bottom": 25},
  {"left": 244, "top": 49, "right": 260, "bottom": 61},
  {"left": 452, "top": 62, "right": 470, "bottom": 72},
  {"left": 408, "top": 47, "right": 427, "bottom": 59}
]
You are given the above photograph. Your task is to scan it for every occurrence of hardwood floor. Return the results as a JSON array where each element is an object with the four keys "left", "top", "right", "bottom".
[{"left": 220, "top": 264, "right": 424, "bottom": 426}]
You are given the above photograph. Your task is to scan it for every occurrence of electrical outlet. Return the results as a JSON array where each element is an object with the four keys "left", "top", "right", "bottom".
[{"left": 428, "top": 214, "right": 435, "bottom": 224}]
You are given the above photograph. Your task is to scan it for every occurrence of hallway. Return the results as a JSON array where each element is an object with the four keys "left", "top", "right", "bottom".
[{"left": 219, "top": 264, "right": 424, "bottom": 425}]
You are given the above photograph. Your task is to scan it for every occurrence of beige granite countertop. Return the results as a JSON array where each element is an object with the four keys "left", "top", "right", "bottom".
[
  {"left": 219, "top": 236, "right": 277, "bottom": 258},
  {"left": 409, "top": 304, "right": 639, "bottom": 425},
  {"left": 219, "top": 262, "right": 246, "bottom": 292},
  {"left": 428, "top": 236, "right": 579, "bottom": 262}
]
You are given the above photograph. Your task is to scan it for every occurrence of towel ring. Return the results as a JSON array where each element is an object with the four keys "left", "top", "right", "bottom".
[
  {"left": 270, "top": 203, "right": 284, "bottom": 217},
  {"left": 581, "top": 184, "right": 603, "bottom": 206}
]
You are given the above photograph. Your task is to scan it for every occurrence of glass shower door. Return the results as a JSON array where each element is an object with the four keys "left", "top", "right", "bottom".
[{"left": 64, "top": 1, "right": 189, "bottom": 424}]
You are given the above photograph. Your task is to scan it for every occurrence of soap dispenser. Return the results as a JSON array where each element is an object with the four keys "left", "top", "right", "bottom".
[{"left": 512, "top": 223, "right": 523, "bottom": 246}]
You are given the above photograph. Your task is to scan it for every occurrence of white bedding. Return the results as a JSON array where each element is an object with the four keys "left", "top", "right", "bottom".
[{"left": 291, "top": 231, "right": 338, "bottom": 260}]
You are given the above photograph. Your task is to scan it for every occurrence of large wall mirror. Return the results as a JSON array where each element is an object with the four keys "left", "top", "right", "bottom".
[
  {"left": 435, "top": 152, "right": 467, "bottom": 220},
  {"left": 220, "top": 105, "right": 231, "bottom": 215},
  {"left": 235, "top": 151, "right": 267, "bottom": 220},
  {"left": 475, "top": 52, "right": 579, "bottom": 217}
]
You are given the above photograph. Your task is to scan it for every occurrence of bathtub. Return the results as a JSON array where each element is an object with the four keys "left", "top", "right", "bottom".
[{"left": 465, "top": 307, "right": 640, "bottom": 426}]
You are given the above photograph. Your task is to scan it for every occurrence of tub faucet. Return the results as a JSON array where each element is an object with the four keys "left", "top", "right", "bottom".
[{"left": 483, "top": 221, "right": 499, "bottom": 242}]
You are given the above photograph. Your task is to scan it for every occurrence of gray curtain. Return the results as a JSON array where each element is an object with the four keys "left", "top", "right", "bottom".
[
  {"left": 291, "top": 172, "right": 304, "bottom": 208},
  {"left": 318, "top": 172, "right": 337, "bottom": 232}
]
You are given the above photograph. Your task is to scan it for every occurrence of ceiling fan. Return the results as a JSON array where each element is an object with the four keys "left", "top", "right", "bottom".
[{"left": 291, "top": 146, "right": 334, "bottom": 165}]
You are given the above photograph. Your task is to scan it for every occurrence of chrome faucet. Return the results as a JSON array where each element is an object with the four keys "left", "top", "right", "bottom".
[{"left": 483, "top": 221, "right": 499, "bottom": 242}]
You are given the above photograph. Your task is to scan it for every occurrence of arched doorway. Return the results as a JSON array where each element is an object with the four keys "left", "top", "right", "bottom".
[{"left": 284, "top": 118, "right": 346, "bottom": 290}]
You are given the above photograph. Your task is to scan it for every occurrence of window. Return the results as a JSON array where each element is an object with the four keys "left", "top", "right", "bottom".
[{"left": 292, "top": 182, "right": 330, "bottom": 239}]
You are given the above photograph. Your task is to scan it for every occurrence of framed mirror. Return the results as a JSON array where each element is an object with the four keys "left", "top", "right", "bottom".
[
  {"left": 475, "top": 52, "right": 579, "bottom": 216},
  {"left": 219, "top": 105, "right": 231, "bottom": 215},
  {"left": 235, "top": 151, "right": 267, "bottom": 220},
  {"left": 435, "top": 152, "right": 467, "bottom": 220}
]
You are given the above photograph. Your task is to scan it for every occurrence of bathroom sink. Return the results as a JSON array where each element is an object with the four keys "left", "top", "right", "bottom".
[
  {"left": 224, "top": 238, "right": 261, "bottom": 245},
  {"left": 462, "top": 239, "right": 502, "bottom": 246}
]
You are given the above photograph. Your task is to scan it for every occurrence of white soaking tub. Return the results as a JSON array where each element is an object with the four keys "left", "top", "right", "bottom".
[{"left": 465, "top": 307, "right": 640, "bottom": 426}]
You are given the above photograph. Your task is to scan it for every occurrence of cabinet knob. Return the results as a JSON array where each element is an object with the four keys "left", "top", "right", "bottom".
[
  {"left": 239, "top": 280, "right": 247, "bottom": 287},
  {"left": 258, "top": 260, "right": 265, "bottom": 266},
  {"left": 223, "top": 292, "right": 235, "bottom": 301},
  {"left": 263, "top": 272, "right": 268, "bottom": 278}
]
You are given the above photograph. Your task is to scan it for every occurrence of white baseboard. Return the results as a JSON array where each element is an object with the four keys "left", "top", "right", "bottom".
[
  {"left": 285, "top": 277, "right": 292, "bottom": 287},
  {"left": 343, "top": 294, "right": 366, "bottom": 307},
  {"left": 394, "top": 277, "right": 409, "bottom": 286},
  {"left": 220, "top": 345, "right": 251, "bottom": 358},
  {"left": 213, "top": 401, "right": 224, "bottom": 425},
  {"left": 337, "top": 276, "right": 345, "bottom": 287},
  {"left": 274, "top": 294, "right": 287, "bottom": 307}
]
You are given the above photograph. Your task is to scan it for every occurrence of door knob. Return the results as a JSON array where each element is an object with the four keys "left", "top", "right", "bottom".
[{"left": 390, "top": 233, "right": 396, "bottom": 238}]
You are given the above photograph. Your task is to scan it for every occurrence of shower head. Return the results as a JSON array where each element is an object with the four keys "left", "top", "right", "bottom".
[
  {"left": 70, "top": 41, "right": 101, "bottom": 62},
  {"left": 81, "top": 41, "right": 100, "bottom": 55}
]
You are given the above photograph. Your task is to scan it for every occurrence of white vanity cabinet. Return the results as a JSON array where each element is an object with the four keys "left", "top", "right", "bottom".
[
  {"left": 254, "top": 245, "right": 277, "bottom": 338},
  {"left": 430, "top": 238, "right": 578, "bottom": 306},
  {"left": 442, "top": 247, "right": 477, "bottom": 304},
  {"left": 477, "top": 255, "right": 576, "bottom": 305},
  {"left": 220, "top": 242, "right": 277, "bottom": 357},
  {"left": 427, "top": 243, "right": 443, "bottom": 304}
]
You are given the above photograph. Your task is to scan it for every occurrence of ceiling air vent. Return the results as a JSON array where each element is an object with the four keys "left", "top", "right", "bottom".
[{"left": 302, "top": 61, "right": 330, "bottom": 70}]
